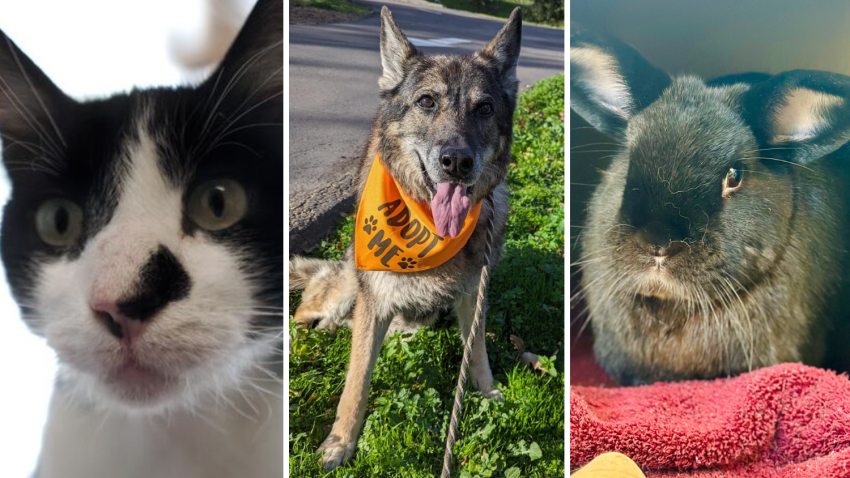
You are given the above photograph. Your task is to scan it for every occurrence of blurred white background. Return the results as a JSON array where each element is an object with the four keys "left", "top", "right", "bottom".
[{"left": 0, "top": 0, "right": 253, "bottom": 475}]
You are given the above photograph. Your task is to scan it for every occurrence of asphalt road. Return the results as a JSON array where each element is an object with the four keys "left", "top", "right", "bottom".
[{"left": 288, "top": 0, "right": 564, "bottom": 253}]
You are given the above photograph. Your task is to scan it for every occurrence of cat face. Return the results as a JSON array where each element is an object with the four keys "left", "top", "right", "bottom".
[{"left": 0, "top": 0, "right": 282, "bottom": 412}]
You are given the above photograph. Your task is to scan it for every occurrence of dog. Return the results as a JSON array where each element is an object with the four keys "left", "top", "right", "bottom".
[{"left": 289, "top": 6, "right": 522, "bottom": 470}]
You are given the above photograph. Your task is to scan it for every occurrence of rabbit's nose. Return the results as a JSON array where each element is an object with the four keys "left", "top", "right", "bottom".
[{"left": 636, "top": 221, "right": 685, "bottom": 258}]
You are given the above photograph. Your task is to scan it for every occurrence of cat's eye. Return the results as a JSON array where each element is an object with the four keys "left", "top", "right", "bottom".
[
  {"left": 417, "top": 95, "right": 435, "bottom": 109},
  {"left": 188, "top": 179, "right": 248, "bottom": 231},
  {"left": 477, "top": 102, "right": 494, "bottom": 116},
  {"left": 722, "top": 163, "right": 744, "bottom": 198},
  {"left": 35, "top": 199, "right": 84, "bottom": 247}
]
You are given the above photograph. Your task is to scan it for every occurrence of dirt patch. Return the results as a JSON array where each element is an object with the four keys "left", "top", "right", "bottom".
[{"left": 290, "top": 6, "right": 371, "bottom": 25}]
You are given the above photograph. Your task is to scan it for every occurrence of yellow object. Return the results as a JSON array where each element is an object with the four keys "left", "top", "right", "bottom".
[
  {"left": 354, "top": 154, "right": 482, "bottom": 272},
  {"left": 572, "top": 452, "right": 647, "bottom": 478}
]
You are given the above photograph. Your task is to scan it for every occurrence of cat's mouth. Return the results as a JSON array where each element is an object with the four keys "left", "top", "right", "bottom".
[{"left": 102, "top": 356, "right": 176, "bottom": 404}]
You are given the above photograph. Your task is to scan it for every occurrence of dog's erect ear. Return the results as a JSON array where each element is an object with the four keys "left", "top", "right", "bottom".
[
  {"left": 742, "top": 70, "right": 850, "bottom": 164},
  {"left": 479, "top": 8, "right": 522, "bottom": 95},
  {"left": 379, "top": 7, "right": 417, "bottom": 91},
  {"left": 570, "top": 23, "right": 670, "bottom": 137},
  {"left": 204, "top": 0, "right": 282, "bottom": 106},
  {"left": 0, "top": 29, "right": 70, "bottom": 158}
]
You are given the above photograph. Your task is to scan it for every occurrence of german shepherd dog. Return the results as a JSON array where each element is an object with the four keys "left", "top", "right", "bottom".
[{"left": 289, "top": 6, "right": 522, "bottom": 470}]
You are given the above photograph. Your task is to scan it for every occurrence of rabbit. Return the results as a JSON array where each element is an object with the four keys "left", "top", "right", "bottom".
[{"left": 570, "top": 23, "right": 850, "bottom": 385}]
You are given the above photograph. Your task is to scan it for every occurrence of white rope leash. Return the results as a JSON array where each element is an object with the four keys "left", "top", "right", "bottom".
[{"left": 441, "top": 195, "right": 495, "bottom": 478}]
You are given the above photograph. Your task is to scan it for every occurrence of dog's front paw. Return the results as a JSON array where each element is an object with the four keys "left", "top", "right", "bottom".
[
  {"left": 314, "top": 317, "right": 341, "bottom": 333},
  {"left": 317, "top": 433, "right": 356, "bottom": 470},
  {"left": 481, "top": 387, "right": 505, "bottom": 402}
]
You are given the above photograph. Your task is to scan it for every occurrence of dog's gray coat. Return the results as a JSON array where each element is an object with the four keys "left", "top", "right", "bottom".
[{"left": 289, "top": 7, "right": 522, "bottom": 470}]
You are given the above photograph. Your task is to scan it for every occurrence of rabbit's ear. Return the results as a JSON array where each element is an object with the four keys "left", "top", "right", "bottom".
[
  {"left": 570, "top": 24, "right": 670, "bottom": 137},
  {"left": 743, "top": 70, "right": 850, "bottom": 164}
]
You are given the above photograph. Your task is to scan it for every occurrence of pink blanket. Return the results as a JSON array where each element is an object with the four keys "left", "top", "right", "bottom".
[{"left": 571, "top": 348, "right": 850, "bottom": 478}]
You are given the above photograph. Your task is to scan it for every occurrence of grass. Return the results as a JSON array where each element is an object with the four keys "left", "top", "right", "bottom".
[
  {"left": 429, "top": 0, "right": 563, "bottom": 29},
  {"left": 437, "top": 0, "right": 532, "bottom": 21},
  {"left": 291, "top": 0, "right": 371, "bottom": 15},
  {"left": 289, "top": 74, "right": 565, "bottom": 477}
]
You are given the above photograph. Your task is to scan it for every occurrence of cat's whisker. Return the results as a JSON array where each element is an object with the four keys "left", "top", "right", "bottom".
[
  {"left": 0, "top": 70, "right": 64, "bottom": 159},
  {"left": 219, "top": 63, "right": 283, "bottom": 125},
  {"left": 3, "top": 37, "right": 66, "bottom": 149},
  {"left": 212, "top": 141, "right": 263, "bottom": 158},
  {"left": 246, "top": 380, "right": 283, "bottom": 400},
  {"left": 194, "top": 40, "right": 282, "bottom": 154},
  {"left": 236, "top": 386, "right": 262, "bottom": 417},
  {"left": 217, "top": 382, "right": 258, "bottom": 424},
  {"left": 204, "top": 89, "right": 283, "bottom": 156}
]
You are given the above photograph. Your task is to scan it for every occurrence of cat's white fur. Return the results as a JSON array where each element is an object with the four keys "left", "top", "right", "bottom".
[
  {"left": 38, "top": 368, "right": 282, "bottom": 478},
  {"left": 29, "top": 116, "right": 281, "bottom": 477}
]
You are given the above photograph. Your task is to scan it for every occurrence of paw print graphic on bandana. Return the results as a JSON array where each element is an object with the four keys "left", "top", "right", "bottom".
[
  {"left": 363, "top": 215, "right": 378, "bottom": 234},
  {"left": 397, "top": 257, "right": 417, "bottom": 270}
]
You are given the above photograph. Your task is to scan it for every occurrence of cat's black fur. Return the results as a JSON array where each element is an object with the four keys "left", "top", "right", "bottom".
[{"left": 0, "top": 1, "right": 282, "bottom": 333}]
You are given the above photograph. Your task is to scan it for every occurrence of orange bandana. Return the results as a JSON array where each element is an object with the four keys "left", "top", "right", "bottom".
[{"left": 354, "top": 154, "right": 482, "bottom": 272}]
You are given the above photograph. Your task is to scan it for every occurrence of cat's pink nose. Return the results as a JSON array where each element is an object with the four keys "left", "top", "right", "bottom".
[
  {"left": 91, "top": 301, "right": 147, "bottom": 342},
  {"left": 88, "top": 246, "right": 191, "bottom": 342}
]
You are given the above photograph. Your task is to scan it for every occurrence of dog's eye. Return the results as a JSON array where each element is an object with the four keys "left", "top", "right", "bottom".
[
  {"left": 188, "top": 179, "right": 249, "bottom": 231},
  {"left": 417, "top": 95, "right": 435, "bottom": 109},
  {"left": 35, "top": 199, "right": 84, "bottom": 247},
  {"left": 722, "top": 162, "right": 744, "bottom": 198},
  {"left": 477, "top": 103, "right": 493, "bottom": 116}
]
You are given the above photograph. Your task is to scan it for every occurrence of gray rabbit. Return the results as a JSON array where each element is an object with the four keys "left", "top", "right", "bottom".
[{"left": 570, "top": 23, "right": 850, "bottom": 385}]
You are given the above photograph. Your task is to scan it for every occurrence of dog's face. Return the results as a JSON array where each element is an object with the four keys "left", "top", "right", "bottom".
[{"left": 375, "top": 8, "right": 521, "bottom": 235}]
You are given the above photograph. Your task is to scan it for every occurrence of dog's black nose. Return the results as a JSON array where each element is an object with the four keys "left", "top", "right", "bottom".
[{"left": 440, "top": 146, "right": 474, "bottom": 178}]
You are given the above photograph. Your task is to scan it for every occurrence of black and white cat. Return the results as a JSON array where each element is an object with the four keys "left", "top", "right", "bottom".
[{"left": 0, "top": 1, "right": 282, "bottom": 477}]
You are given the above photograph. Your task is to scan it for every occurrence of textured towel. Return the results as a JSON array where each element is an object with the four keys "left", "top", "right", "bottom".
[{"left": 571, "top": 330, "right": 850, "bottom": 477}]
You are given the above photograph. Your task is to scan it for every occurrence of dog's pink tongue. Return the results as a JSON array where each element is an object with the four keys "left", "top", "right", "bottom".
[{"left": 432, "top": 183, "right": 471, "bottom": 238}]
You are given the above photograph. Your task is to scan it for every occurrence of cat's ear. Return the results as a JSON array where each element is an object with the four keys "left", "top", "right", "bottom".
[
  {"left": 203, "top": 0, "right": 282, "bottom": 107},
  {"left": 570, "top": 23, "right": 670, "bottom": 137},
  {"left": 0, "top": 28, "right": 70, "bottom": 155},
  {"left": 742, "top": 70, "right": 850, "bottom": 164}
]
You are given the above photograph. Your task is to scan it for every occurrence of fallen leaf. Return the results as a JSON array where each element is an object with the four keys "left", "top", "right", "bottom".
[
  {"left": 519, "top": 351, "right": 541, "bottom": 371},
  {"left": 509, "top": 334, "right": 526, "bottom": 352}
]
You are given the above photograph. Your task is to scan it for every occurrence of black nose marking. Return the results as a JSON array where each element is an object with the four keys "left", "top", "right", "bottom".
[
  {"left": 101, "top": 313, "right": 124, "bottom": 339},
  {"left": 117, "top": 246, "right": 191, "bottom": 321},
  {"left": 439, "top": 145, "right": 474, "bottom": 178}
]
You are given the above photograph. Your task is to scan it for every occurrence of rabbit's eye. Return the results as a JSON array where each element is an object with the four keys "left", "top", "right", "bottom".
[{"left": 722, "top": 164, "right": 744, "bottom": 198}]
